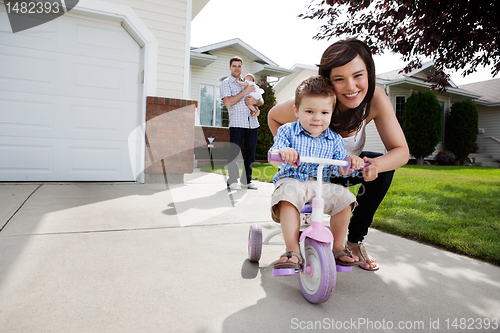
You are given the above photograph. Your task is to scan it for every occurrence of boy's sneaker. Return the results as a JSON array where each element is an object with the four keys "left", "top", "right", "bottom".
[
  {"left": 228, "top": 182, "right": 241, "bottom": 191},
  {"left": 244, "top": 183, "right": 258, "bottom": 190}
]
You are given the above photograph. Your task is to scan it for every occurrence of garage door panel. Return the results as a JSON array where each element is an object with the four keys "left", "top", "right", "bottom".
[
  {"left": 65, "top": 140, "right": 133, "bottom": 180},
  {"left": 73, "top": 63, "right": 125, "bottom": 92},
  {"left": 73, "top": 21, "right": 140, "bottom": 63},
  {"left": 0, "top": 98, "right": 55, "bottom": 130},
  {"left": 0, "top": 140, "right": 54, "bottom": 177},
  {"left": 69, "top": 147, "right": 122, "bottom": 173},
  {"left": 0, "top": 51, "right": 56, "bottom": 86},
  {"left": 68, "top": 57, "right": 140, "bottom": 102},
  {"left": 71, "top": 105, "right": 122, "bottom": 133},
  {"left": 0, "top": 10, "right": 58, "bottom": 49},
  {"left": 68, "top": 103, "right": 139, "bottom": 141}
]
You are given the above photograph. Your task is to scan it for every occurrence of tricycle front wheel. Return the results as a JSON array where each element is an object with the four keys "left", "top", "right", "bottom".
[{"left": 298, "top": 238, "right": 336, "bottom": 303}]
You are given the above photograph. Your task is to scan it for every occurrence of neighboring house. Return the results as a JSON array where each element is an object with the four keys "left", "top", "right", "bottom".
[
  {"left": 457, "top": 78, "right": 500, "bottom": 166},
  {"left": 274, "top": 61, "right": 500, "bottom": 166},
  {"left": 273, "top": 64, "right": 318, "bottom": 104},
  {"left": 0, "top": 0, "right": 211, "bottom": 182},
  {"left": 189, "top": 38, "right": 293, "bottom": 158}
]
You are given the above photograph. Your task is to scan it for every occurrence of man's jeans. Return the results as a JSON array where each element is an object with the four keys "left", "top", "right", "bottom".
[{"left": 227, "top": 127, "right": 258, "bottom": 185}]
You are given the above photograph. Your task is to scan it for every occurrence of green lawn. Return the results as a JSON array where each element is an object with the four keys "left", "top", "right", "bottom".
[
  {"left": 200, "top": 163, "right": 500, "bottom": 265},
  {"left": 374, "top": 165, "right": 500, "bottom": 265}
]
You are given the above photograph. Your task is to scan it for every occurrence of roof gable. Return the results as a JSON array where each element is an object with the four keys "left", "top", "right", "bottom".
[
  {"left": 190, "top": 38, "right": 293, "bottom": 78},
  {"left": 191, "top": 38, "right": 277, "bottom": 66}
]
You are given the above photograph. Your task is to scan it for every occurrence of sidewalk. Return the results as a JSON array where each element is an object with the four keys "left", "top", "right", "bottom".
[{"left": 1, "top": 170, "right": 499, "bottom": 332}]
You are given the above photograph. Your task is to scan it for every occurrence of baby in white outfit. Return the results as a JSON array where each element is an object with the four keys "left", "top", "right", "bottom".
[{"left": 236, "top": 73, "right": 264, "bottom": 116}]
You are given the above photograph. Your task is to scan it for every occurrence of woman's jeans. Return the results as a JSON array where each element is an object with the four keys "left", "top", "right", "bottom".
[{"left": 330, "top": 151, "right": 395, "bottom": 243}]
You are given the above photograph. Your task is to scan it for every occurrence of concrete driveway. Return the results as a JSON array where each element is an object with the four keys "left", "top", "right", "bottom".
[{"left": 1, "top": 170, "right": 499, "bottom": 332}]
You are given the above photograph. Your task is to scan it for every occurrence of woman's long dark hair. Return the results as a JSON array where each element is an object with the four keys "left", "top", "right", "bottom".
[{"left": 317, "top": 38, "right": 376, "bottom": 133}]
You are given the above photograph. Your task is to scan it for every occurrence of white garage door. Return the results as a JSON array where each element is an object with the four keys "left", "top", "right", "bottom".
[{"left": 0, "top": 9, "right": 142, "bottom": 181}]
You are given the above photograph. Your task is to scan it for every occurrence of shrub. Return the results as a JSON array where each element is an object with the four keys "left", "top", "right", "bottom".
[
  {"left": 434, "top": 151, "right": 456, "bottom": 165},
  {"left": 445, "top": 99, "right": 478, "bottom": 164},
  {"left": 255, "top": 76, "right": 277, "bottom": 160},
  {"left": 402, "top": 91, "right": 443, "bottom": 165}
]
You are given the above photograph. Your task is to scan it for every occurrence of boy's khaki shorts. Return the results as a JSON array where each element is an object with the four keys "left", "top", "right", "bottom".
[{"left": 271, "top": 177, "right": 356, "bottom": 223}]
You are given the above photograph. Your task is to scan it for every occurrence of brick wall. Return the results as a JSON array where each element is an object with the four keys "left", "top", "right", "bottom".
[
  {"left": 145, "top": 97, "right": 197, "bottom": 177},
  {"left": 195, "top": 126, "right": 230, "bottom": 144},
  {"left": 194, "top": 126, "right": 231, "bottom": 165}
]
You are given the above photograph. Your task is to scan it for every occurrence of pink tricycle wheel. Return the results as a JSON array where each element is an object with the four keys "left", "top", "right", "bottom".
[
  {"left": 248, "top": 224, "right": 262, "bottom": 262},
  {"left": 298, "top": 238, "right": 336, "bottom": 303}
]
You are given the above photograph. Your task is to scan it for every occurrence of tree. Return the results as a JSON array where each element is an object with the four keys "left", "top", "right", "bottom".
[
  {"left": 255, "top": 76, "right": 277, "bottom": 160},
  {"left": 402, "top": 91, "right": 442, "bottom": 165},
  {"left": 445, "top": 99, "right": 478, "bottom": 164},
  {"left": 300, "top": 0, "right": 499, "bottom": 90}
]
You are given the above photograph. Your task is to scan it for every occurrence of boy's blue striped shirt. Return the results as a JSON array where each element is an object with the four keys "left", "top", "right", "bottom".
[{"left": 269, "top": 121, "right": 356, "bottom": 185}]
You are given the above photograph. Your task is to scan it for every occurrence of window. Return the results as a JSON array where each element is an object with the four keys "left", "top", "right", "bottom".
[
  {"left": 199, "top": 84, "right": 214, "bottom": 126},
  {"left": 199, "top": 77, "right": 228, "bottom": 127},
  {"left": 395, "top": 96, "right": 406, "bottom": 125}
]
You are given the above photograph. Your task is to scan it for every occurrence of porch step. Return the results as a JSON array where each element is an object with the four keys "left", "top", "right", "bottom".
[
  {"left": 480, "top": 162, "right": 500, "bottom": 168},
  {"left": 469, "top": 153, "right": 500, "bottom": 168}
]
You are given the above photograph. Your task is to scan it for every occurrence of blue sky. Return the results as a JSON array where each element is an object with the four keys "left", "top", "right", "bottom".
[{"left": 191, "top": 0, "right": 495, "bottom": 86}]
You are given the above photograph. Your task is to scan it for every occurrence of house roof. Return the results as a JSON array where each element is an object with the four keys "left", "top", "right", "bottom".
[
  {"left": 458, "top": 78, "right": 500, "bottom": 106},
  {"left": 377, "top": 61, "right": 458, "bottom": 88},
  {"left": 376, "top": 61, "right": 482, "bottom": 100},
  {"left": 192, "top": 0, "right": 211, "bottom": 20},
  {"left": 190, "top": 38, "right": 294, "bottom": 78}
]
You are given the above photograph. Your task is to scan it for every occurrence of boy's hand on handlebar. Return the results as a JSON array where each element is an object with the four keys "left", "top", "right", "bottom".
[
  {"left": 279, "top": 148, "right": 299, "bottom": 168},
  {"left": 362, "top": 157, "right": 379, "bottom": 181}
]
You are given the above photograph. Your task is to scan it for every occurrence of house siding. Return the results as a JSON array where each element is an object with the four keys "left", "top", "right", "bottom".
[
  {"left": 104, "top": 0, "right": 189, "bottom": 98},
  {"left": 477, "top": 106, "right": 500, "bottom": 159}
]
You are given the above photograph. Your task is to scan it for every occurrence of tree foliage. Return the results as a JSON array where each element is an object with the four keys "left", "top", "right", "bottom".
[
  {"left": 255, "top": 76, "right": 277, "bottom": 160},
  {"left": 445, "top": 99, "right": 478, "bottom": 164},
  {"left": 402, "top": 91, "right": 442, "bottom": 165},
  {"left": 300, "top": 0, "right": 499, "bottom": 90}
]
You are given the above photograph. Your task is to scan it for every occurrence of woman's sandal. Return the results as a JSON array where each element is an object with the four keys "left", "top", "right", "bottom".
[
  {"left": 347, "top": 241, "right": 380, "bottom": 271},
  {"left": 274, "top": 251, "right": 303, "bottom": 270},
  {"left": 333, "top": 248, "right": 363, "bottom": 266}
]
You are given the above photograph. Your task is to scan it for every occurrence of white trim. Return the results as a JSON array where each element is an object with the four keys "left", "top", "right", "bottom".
[
  {"left": 190, "top": 51, "right": 218, "bottom": 67},
  {"left": 56, "top": 0, "right": 158, "bottom": 183},
  {"left": 184, "top": 0, "right": 193, "bottom": 99},
  {"left": 377, "top": 77, "right": 482, "bottom": 99}
]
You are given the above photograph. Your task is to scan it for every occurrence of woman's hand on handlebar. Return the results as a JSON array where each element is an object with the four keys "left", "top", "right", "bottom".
[
  {"left": 340, "top": 155, "right": 364, "bottom": 175},
  {"left": 362, "top": 156, "right": 379, "bottom": 181}
]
